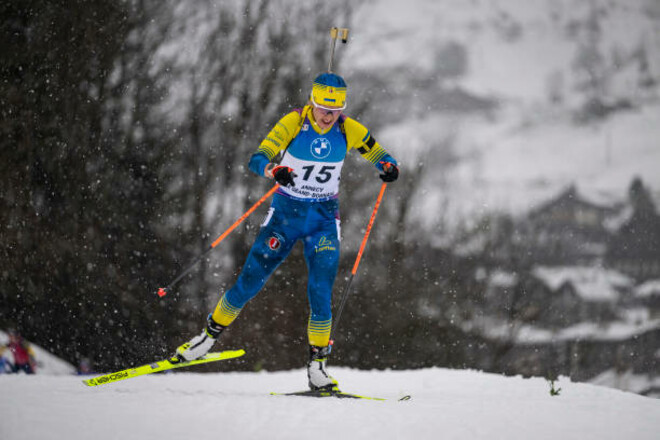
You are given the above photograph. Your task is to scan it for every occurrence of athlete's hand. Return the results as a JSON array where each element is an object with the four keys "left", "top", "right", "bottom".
[
  {"left": 266, "top": 165, "right": 297, "bottom": 187},
  {"left": 379, "top": 162, "right": 399, "bottom": 182}
]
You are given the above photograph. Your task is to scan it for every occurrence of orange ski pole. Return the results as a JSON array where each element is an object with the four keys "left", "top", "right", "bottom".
[
  {"left": 157, "top": 184, "right": 280, "bottom": 297},
  {"left": 330, "top": 182, "right": 387, "bottom": 346}
]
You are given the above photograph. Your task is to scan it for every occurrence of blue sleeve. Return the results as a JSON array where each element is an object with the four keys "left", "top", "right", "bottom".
[
  {"left": 374, "top": 154, "right": 398, "bottom": 172},
  {"left": 248, "top": 152, "right": 271, "bottom": 177}
]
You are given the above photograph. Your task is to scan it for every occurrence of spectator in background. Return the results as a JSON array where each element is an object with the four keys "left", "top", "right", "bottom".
[
  {"left": 77, "top": 357, "right": 93, "bottom": 375},
  {"left": 0, "top": 347, "right": 13, "bottom": 373},
  {"left": 5, "top": 329, "right": 36, "bottom": 374}
]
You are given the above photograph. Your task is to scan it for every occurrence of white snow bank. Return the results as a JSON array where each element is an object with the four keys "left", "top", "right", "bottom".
[{"left": 1, "top": 367, "right": 659, "bottom": 440}]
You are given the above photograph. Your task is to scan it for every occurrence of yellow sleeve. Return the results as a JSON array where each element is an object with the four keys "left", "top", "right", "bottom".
[
  {"left": 342, "top": 117, "right": 391, "bottom": 166},
  {"left": 255, "top": 108, "right": 306, "bottom": 160}
]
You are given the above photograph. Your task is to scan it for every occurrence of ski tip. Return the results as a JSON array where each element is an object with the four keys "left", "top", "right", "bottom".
[
  {"left": 224, "top": 348, "right": 246, "bottom": 356},
  {"left": 205, "top": 349, "right": 246, "bottom": 360},
  {"left": 399, "top": 395, "right": 412, "bottom": 401},
  {"left": 157, "top": 287, "right": 168, "bottom": 297}
]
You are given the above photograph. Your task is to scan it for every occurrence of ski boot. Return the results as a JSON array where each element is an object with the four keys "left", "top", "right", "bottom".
[
  {"left": 307, "top": 345, "right": 338, "bottom": 391},
  {"left": 175, "top": 314, "right": 225, "bottom": 362}
]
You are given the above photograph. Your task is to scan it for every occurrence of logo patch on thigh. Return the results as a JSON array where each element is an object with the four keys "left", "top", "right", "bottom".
[
  {"left": 315, "top": 236, "right": 336, "bottom": 253},
  {"left": 266, "top": 233, "right": 284, "bottom": 251}
]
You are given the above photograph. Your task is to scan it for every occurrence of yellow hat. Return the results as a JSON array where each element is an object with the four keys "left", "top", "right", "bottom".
[{"left": 310, "top": 73, "right": 347, "bottom": 110}]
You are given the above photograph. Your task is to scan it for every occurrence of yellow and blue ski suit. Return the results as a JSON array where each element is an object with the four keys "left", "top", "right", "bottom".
[{"left": 211, "top": 105, "right": 397, "bottom": 347}]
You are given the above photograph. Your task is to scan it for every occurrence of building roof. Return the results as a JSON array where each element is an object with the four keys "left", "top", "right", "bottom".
[
  {"left": 528, "top": 185, "right": 616, "bottom": 219},
  {"left": 532, "top": 266, "right": 633, "bottom": 302},
  {"left": 635, "top": 279, "right": 660, "bottom": 298}
]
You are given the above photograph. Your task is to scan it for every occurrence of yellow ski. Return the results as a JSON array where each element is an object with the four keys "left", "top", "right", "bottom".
[{"left": 82, "top": 350, "right": 245, "bottom": 387}]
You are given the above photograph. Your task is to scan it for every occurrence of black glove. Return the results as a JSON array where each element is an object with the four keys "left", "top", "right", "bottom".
[
  {"left": 271, "top": 165, "right": 297, "bottom": 187},
  {"left": 379, "top": 162, "right": 399, "bottom": 182}
]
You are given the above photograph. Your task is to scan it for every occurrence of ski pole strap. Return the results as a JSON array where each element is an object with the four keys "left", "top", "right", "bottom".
[{"left": 351, "top": 182, "right": 387, "bottom": 275}]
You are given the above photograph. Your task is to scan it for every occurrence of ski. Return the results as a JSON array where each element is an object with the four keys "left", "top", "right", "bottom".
[
  {"left": 82, "top": 349, "right": 245, "bottom": 387},
  {"left": 270, "top": 389, "right": 411, "bottom": 401}
]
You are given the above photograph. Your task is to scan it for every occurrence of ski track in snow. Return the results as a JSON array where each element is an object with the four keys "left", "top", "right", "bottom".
[{"left": 1, "top": 368, "right": 659, "bottom": 440}]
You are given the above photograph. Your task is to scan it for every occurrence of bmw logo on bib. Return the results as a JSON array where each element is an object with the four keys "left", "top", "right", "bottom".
[{"left": 310, "top": 138, "right": 331, "bottom": 159}]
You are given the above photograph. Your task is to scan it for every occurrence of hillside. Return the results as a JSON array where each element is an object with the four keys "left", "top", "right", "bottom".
[{"left": 345, "top": 0, "right": 660, "bottom": 229}]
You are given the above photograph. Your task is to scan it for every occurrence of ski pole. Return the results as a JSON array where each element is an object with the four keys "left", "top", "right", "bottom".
[
  {"left": 157, "top": 184, "right": 280, "bottom": 297},
  {"left": 329, "top": 182, "right": 387, "bottom": 346}
]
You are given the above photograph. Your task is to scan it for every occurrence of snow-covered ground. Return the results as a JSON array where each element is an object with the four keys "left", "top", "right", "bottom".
[{"left": 1, "top": 367, "right": 659, "bottom": 440}]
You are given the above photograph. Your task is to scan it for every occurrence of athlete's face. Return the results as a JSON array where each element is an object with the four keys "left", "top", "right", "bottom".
[{"left": 312, "top": 104, "right": 342, "bottom": 130}]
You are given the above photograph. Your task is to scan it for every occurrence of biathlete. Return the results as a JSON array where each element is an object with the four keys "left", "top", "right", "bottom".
[{"left": 176, "top": 72, "right": 399, "bottom": 390}]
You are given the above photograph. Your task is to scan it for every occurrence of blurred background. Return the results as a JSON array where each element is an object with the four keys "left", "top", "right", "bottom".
[{"left": 1, "top": 0, "right": 658, "bottom": 396}]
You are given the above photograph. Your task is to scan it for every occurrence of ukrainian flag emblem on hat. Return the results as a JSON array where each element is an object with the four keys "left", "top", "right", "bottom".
[{"left": 311, "top": 73, "right": 347, "bottom": 110}]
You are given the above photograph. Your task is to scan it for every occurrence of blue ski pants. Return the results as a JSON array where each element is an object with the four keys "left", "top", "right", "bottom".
[{"left": 211, "top": 193, "right": 340, "bottom": 346}]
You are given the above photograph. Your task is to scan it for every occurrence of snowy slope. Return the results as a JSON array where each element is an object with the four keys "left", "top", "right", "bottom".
[
  {"left": 1, "top": 368, "right": 659, "bottom": 440},
  {"left": 348, "top": 0, "right": 660, "bottom": 103},
  {"left": 345, "top": 0, "right": 660, "bottom": 228},
  {"left": 378, "top": 102, "right": 660, "bottom": 230}
]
